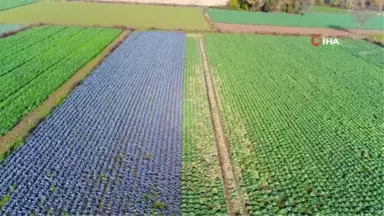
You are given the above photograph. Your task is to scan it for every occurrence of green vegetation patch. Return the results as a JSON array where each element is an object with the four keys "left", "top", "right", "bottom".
[
  {"left": 206, "top": 8, "right": 384, "bottom": 30},
  {"left": 0, "top": 26, "right": 121, "bottom": 136},
  {"left": 181, "top": 36, "right": 227, "bottom": 215},
  {"left": 203, "top": 33, "right": 383, "bottom": 215},
  {"left": 0, "top": 24, "right": 26, "bottom": 35},
  {"left": 0, "top": 0, "right": 36, "bottom": 12},
  {"left": 369, "top": 34, "right": 384, "bottom": 41},
  {"left": 0, "top": 2, "right": 211, "bottom": 31}
]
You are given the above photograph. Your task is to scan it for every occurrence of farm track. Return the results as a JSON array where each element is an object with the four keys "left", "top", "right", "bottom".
[{"left": 197, "top": 34, "right": 248, "bottom": 216}]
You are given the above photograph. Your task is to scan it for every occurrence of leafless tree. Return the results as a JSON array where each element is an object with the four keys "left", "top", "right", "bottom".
[
  {"left": 350, "top": 4, "right": 377, "bottom": 34},
  {"left": 293, "top": 0, "right": 314, "bottom": 14}
]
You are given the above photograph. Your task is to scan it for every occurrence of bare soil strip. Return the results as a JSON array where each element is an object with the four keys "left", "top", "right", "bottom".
[
  {"left": 197, "top": 34, "right": 248, "bottom": 216},
  {"left": 0, "top": 30, "right": 130, "bottom": 162},
  {"left": 215, "top": 22, "right": 382, "bottom": 37},
  {"left": 203, "top": 9, "right": 217, "bottom": 31}
]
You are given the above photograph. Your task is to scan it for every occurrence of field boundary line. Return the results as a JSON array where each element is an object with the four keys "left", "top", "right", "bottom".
[
  {"left": 0, "top": 0, "right": 39, "bottom": 12},
  {"left": 61, "top": 0, "right": 210, "bottom": 8},
  {"left": 202, "top": 8, "right": 216, "bottom": 31},
  {"left": 364, "top": 37, "right": 384, "bottom": 47},
  {"left": 213, "top": 22, "right": 381, "bottom": 37},
  {"left": 0, "top": 23, "right": 42, "bottom": 39},
  {"left": 197, "top": 33, "right": 248, "bottom": 216},
  {"left": 8, "top": 22, "right": 214, "bottom": 32},
  {"left": 0, "top": 30, "right": 130, "bottom": 162}
]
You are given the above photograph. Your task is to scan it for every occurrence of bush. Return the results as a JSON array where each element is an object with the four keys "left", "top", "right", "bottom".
[
  {"left": 242, "top": 2, "right": 250, "bottom": 10},
  {"left": 371, "top": 0, "right": 382, "bottom": 10},
  {"left": 329, "top": 0, "right": 339, "bottom": 7},
  {"left": 261, "top": 0, "right": 277, "bottom": 11},
  {"left": 229, "top": 0, "right": 241, "bottom": 9},
  {"left": 280, "top": 3, "right": 295, "bottom": 12}
]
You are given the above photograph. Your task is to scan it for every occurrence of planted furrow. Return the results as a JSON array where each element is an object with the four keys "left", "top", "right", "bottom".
[
  {"left": 0, "top": 26, "right": 49, "bottom": 50},
  {"left": 0, "top": 28, "right": 102, "bottom": 101},
  {"left": 181, "top": 35, "right": 228, "bottom": 216},
  {"left": 0, "top": 27, "right": 120, "bottom": 136},
  {"left": 202, "top": 33, "right": 383, "bottom": 215},
  {"left": 0, "top": 31, "right": 184, "bottom": 215},
  {"left": 198, "top": 34, "right": 248, "bottom": 216},
  {"left": 0, "top": 26, "right": 64, "bottom": 60},
  {"left": 0, "top": 26, "right": 78, "bottom": 77}
]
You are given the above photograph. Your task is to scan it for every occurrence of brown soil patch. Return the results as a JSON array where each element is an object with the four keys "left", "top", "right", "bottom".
[
  {"left": 215, "top": 22, "right": 382, "bottom": 37},
  {"left": 0, "top": 30, "right": 130, "bottom": 162},
  {"left": 197, "top": 34, "right": 248, "bottom": 216}
]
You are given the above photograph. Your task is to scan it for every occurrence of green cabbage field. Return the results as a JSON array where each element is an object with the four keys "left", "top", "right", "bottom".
[
  {"left": 0, "top": 26, "right": 121, "bottom": 135},
  {"left": 206, "top": 8, "right": 384, "bottom": 30},
  {"left": 0, "top": 22, "right": 382, "bottom": 215},
  {"left": 202, "top": 33, "right": 384, "bottom": 215}
]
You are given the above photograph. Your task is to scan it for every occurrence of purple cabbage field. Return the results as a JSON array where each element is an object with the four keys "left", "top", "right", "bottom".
[{"left": 0, "top": 32, "right": 184, "bottom": 215}]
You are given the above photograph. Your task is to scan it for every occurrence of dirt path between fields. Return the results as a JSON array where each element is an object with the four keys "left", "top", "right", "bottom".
[
  {"left": 215, "top": 23, "right": 382, "bottom": 37},
  {"left": 197, "top": 34, "right": 248, "bottom": 216}
]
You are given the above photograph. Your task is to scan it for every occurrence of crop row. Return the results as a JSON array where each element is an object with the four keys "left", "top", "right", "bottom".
[
  {"left": 0, "top": 26, "right": 83, "bottom": 100},
  {"left": 0, "top": 26, "right": 121, "bottom": 136},
  {"left": 0, "top": 26, "right": 48, "bottom": 51},
  {"left": 0, "top": 26, "right": 61, "bottom": 64},
  {"left": 0, "top": 24, "right": 25, "bottom": 36},
  {"left": 206, "top": 8, "right": 384, "bottom": 30},
  {"left": 182, "top": 36, "right": 227, "bottom": 215},
  {"left": 0, "top": 32, "right": 185, "bottom": 215},
  {"left": 203, "top": 33, "right": 383, "bottom": 215}
]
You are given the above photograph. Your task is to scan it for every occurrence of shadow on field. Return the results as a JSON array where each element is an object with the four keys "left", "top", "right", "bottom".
[{"left": 327, "top": 25, "right": 350, "bottom": 33}]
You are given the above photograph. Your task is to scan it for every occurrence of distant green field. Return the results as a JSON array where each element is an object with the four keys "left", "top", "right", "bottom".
[
  {"left": 0, "top": 2, "right": 211, "bottom": 31},
  {"left": 0, "top": 0, "right": 36, "bottom": 11},
  {"left": 312, "top": 6, "right": 348, "bottom": 14},
  {"left": 206, "top": 8, "right": 384, "bottom": 30}
]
